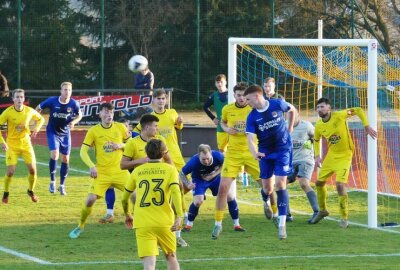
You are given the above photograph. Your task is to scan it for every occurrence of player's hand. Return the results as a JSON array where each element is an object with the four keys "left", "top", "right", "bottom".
[
  {"left": 212, "top": 118, "right": 219, "bottom": 126},
  {"left": 171, "top": 217, "right": 182, "bottom": 232},
  {"left": 254, "top": 152, "right": 265, "bottom": 160},
  {"left": 137, "top": 156, "right": 150, "bottom": 165},
  {"left": 0, "top": 143, "right": 8, "bottom": 151},
  {"left": 125, "top": 215, "right": 133, "bottom": 229},
  {"left": 31, "top": 130, "right": 38, "bottom": 138},
  {"left": 227, "top": 127, "right": 238, "bottom": 135},
  {"left": 176, "top": 116, "right": 183, "bottom": 125},
  {"left": 89, "top": 167, "right": 98, "bottom": 178},
  {"left": 365, "top": 125, "right": 377, "bottom": 139},
  {"left": 187, "top": 182, "right": 195, "bottom": 190},
  {"left": 315, "top": 156, "right": 322, "bottom": 168}
]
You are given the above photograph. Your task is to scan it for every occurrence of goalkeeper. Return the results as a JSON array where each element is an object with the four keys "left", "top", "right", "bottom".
[{"left": 286, "top": 108, "right": 319, "bottom": 222}]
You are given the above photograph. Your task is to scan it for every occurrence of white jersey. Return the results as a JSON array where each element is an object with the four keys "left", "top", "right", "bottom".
[{"left": 291, "top": 120, "right": 314, "bottom": 164}]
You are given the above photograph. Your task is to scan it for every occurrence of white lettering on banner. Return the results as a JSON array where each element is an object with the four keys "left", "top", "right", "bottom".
[
  {"left": 78, "top": 95, "right": 153, "bottom": 117},
  {"left": 258, "top": 117, "right": 281, "bottom": 132}
]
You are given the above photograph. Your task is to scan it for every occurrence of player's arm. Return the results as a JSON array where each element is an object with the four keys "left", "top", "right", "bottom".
[
  {"left": 202, "top": 166, "right": 222, "bottom": 181},
  {"left": 203, "top": 95, "right": 218, "bottom": 124},
  {"left": 35, "top": 105, "right": 43, "bottom": 113},
  {"left": 285, "top": 103, "right": 296, "bottom": 133},
  {"left": 0, "top": 112, "right": 7, "bottom": 150},
  {"left": 31, "top": 111, "right": 45, "bottom": 138},
  {"left": 174, "top": 109, "right": 184, "bottom": 130},
  {"left": 69, "top": 107, "right": 83, "bottom": 130},
  {"left": 80, "top": 144, "right": 97, "bottom": 178},
  {"left": 170, "top": 182, "right": 183, "bottom": 231},
  {"left": 313, "top": 124, "right": 322, "bottom": 167},
  {"left": 121, "top": 176, "right": 136, "bottom": 229},
  {"left": 347, "top": 107, "right": 377, "bottom": 139},
  {"left": 179, "top": 171, "right": 195, "bottom": 190},
  {"left": 148, "top": 72, "right": 154, "bottom": 89},
  {"left": 120, "top": 155, "right": 149, "bottom": 170},
  {"left": 220, "top": 106, "right": 237, "bottom": 135},
  {"left": 246, "top": 132, "right": 264, "bottom": 160}
]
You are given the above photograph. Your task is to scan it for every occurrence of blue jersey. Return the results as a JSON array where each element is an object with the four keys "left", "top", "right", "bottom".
[
  {"left": 246, "top": 99, "right": 292, "bottom": 154},
  {"left": 181, "top": 150, "right": 224, "bottom": 181},
  {"left": 39, "top": 97, "right": 81, "bottom": 136}
]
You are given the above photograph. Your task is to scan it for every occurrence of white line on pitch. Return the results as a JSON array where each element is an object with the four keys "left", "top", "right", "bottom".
[
  {"left": 48, "top": 252, "right": 400, "bottom": 265},
  {"left": 236, "top": 199, "right": 400, "bottom": 235},
  {"left": 0, "top": 245, "right": 52, "bottom": 265}
]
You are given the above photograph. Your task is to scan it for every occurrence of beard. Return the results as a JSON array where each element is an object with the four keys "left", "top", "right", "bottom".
[{"left": 318, "top": 111, "right": 329, "bottom": 118}]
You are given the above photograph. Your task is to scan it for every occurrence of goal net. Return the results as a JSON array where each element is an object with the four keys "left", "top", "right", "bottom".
[{"left": 229, "top": 38, "right": 400, "bottom": 229}]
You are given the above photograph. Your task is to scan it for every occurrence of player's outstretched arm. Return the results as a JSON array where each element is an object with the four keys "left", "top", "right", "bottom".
[
  {"left": 365, "top": 125, "right": 377, "bottom": 139},
  {"left": 246, "top": 133, "right": 265, "bottom": 160},
  {"left": 121, "top": 189, "right": 133, "bottom": 229}
]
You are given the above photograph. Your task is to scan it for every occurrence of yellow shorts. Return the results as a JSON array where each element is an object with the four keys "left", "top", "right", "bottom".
[
  {"left": 6, "top": 143, "right": 35, "bottom": 166},
  {"left": 135, "top": 226, "right": 176, "bottom": 258},
  {"left": 217, "top": 132, "right": 228, "bottom": 152},
  {"left": 318, "top": 151, "right": 353, "bottom": 183},
  {"left": 89, "top": 170, "right": 130, "bottom": 197},
  {"left": 221, "top": 150, "right": 259, "bottom": 179}
]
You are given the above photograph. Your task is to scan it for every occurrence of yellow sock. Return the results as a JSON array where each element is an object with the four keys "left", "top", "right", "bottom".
[
  {"left": 339, "top": 195, "right": 349, "bottom": 220},
  {"left": 271, "top": 204, "right": 278, "bottom": 215},
  {"left": 215, "top": 210, "right": 225, "bottom": 222},
  {"left": 28, "top": 174, "right": 36, "bottom": 191},
  {"left": 79, "top": 205, "right": 93, "bottom": 229},
  {"left": 4, "top": 175, "right": 12, "bottom": 192},
  {"left": 316, "top": 185, "right": 328, "bottom": 211}
]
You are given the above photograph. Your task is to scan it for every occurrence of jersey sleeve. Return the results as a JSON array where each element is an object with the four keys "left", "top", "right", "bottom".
[
  {"left": 123, "top": 138, "right": 136, "bottom": 159},
  {"left": 72, "top": 100, "right": 81, "bottom": 115},
  {"left": 313, "top": 122, "right": 321, "bottom": 156},
  {"left": 38, "top": 98, "right": 51, "bottom": 110},
  {"left": 346, "top": 107, "right": 369, "bottom": 126},
  {"left": 82, "top": 128, "right": 95, "bottom": 146},
  {"left": 0, "top": 109, "right": 8, "bottom": 126},
  {"left": 133, "top": 122, "right": 142, "bottom": 133},
  {"left": 214, "top": 151, "right": 225, "bottom": 165},
  {"left": 245, "top": 112, "right": 256, "bottom": 134},
  {"left": 221, "top": 105, "right": 228, "bottom": 123},
  {"left": 307, "top": 121, "right": 315, "bottom": 140},
  {"left": 171, "top": 109, "right": 183, "bottom": 130},
  {"left": 181, "top": 157, "right": 194, "bottom": 175},
  {"left": 279, "top": 100, "right": 291, "bottom": 112},
  {"left": 203, "top": 93, "right": 216, "bottom": 120},
  {"left": 125, "top": 172, "right": 137, "bottom": 192},
  {"left": 31, "top": 109, "right": 45, "bottom": 131}
]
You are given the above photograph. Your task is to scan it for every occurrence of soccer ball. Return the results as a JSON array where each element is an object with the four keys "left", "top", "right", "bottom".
[{"left": 128, "top": 55, "right": 148, "bottom": 73}]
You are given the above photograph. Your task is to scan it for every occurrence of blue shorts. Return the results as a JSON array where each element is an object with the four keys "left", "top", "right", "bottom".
[
  {"left": 192, "top": 175, "right": 220, "bottom": 196},
  {"left": 259, "top": 149, "right": 292, "bottom": 179},
  {"left": 47, "top": 132, "right": 71, "bottom": 155}
]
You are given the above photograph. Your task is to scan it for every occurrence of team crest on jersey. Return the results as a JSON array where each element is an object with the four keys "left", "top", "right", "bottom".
[
  {"left": 103, "top": 142, "right": 115, "bottom": 152},
  {"left": 292, "top": 139, "right": 302, "bottom": 149},
  {"left": 15, "top": 124, "right": 24, "bottom": 132},
  {"left": 67, "top": 107, "right": 72, "bottom": 113},
  {"left": 272, "top": 111, "right": 278, "bottom": 118},
  {"left": 328, "top": 134, "right": 341, "bottom": 144}
]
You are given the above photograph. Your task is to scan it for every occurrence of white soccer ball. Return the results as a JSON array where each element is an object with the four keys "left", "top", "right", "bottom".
[{"left": 128, "top": 55, "right": 148, "bottom": 73}]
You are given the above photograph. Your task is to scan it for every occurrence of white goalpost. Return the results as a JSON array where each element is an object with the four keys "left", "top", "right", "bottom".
[{"left": 228, "top": 37, "right": 378, "bottom": 228}]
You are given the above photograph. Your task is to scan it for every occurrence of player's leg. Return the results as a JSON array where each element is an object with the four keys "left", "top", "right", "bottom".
[
  {"left": 2, "top": 148, "right": 19, "bottom": 204},
  {"left": 58, "top": 135, "right": 71, "bottom": 195},
  {"left": 23, "top": 147, "right": 39, "bottom": 202},
  {"left": 69, "top": 193, "right": 98, "bottom": 239},
  {"left": 275, "top": 175, "right": 289, "bottom": 239},
  {"left": 213, "top": 175, "right": 234, "bottom": 239},
  {"left": 226, "top": 181, "right": 245, "bottom": 232},
  {"left": 183, "top": 179, "right": 206, "bottom": 232},
  {"left": 335, "top": 154, "right": 352, "bottom": 228},
  {"left": 157, "top": 227, "right": 179, "bottom": 270},
  {"left": 99, "top": 188, "right": 116, "bottom": 223},
  {"left": 2, "top": 165, "right": 16, "bottom": 204},
  {"left": 136, "top": 227, "right": 158, "bottom": 270},
  {"left": 47, "top": 133, "right": 59, "bottom": 193},
  {"left": 310, "top": 156, "right": 335, "bottom": 224}
]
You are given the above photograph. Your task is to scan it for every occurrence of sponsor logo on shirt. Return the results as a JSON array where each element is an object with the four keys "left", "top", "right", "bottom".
[
  {"left": 52, "top": 112, "right": 70, "bottom": 119},
  {"left": 328, "top": 134, "right": 341, "bottom": 144},
  {"left": 258, "top": 117, "right": 282, "bottom": 131}
]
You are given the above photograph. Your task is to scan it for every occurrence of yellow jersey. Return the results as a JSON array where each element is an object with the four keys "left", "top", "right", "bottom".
[
  {"left": 314, "top": 108, "right": 369, "bottom": 156},
  {"left": 221, "top": 103, "right": 253, "bottom": 151},
  {"left": 125, "top": 161, "right": 182, "bottom": 228},
  {"left": 134, "top": 109, "right": 184, "bottom": 168},
  {"left": 82, "top": 122, "right": 130, "bottom": 174},
  {"left": 123, "top": 134, "right": 167, "bottom": 163},
  {"left": 0, "top": 105, "right": 44, "bottom": 144}
]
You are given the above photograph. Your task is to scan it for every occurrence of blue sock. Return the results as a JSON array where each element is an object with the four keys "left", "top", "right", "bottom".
[
  {"left": 49, "top": 158, "right": 57, "bottom": 182},
  {"left": 188, "top": 203, "right": 199, "bottom": 222},
  {"left": 228, "top": 199, "right": 239, "bottom": 220},
  {"left": 260, "top": 188, "right": 270, "bottom": 202},
  {"left": 105, "top": 188, "right": 116, "bottom": 210},
  {"left": 60, "top": 162, "right": 69, "bottom": 185},
  {"left": 276, "top": 189, "right": 289, "bottom": 216}
]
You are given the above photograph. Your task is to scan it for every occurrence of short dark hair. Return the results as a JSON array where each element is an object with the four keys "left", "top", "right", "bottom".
[
  {"left": 244, "top": 84, "right": 263, "bottom": 96},
  {"left": 233, "top": 82, "right": 249, "bottom": 92},
  {"left": 145, "top": 139, "right": 167, "bottom": 159},
  {"left": 215, "top": 74, "right": 226, "bottom": 82},
  {"left": 100, "top": 102, "right": 114, "bottom": 111},
  {"left": 317, "top": 97, "right": 330, "bottom": 105},
  {"left": 153, "top": 88, "right": 167, "bottom": 98},
  {"left": 140, "top": 114, "right": 159, "bottom": 127}
]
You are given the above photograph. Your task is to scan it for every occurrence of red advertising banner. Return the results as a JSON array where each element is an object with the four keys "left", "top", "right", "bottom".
[{"left": 73, "top": 94, "right": 153, "bottom": 125}]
